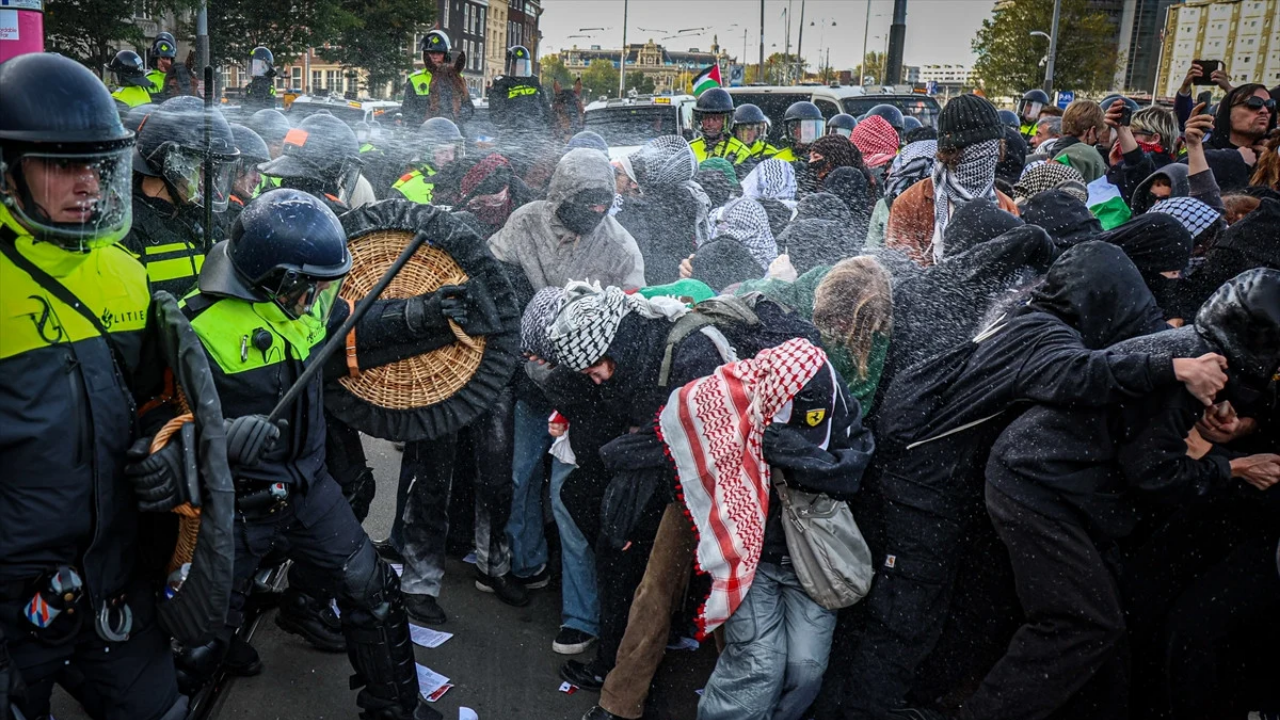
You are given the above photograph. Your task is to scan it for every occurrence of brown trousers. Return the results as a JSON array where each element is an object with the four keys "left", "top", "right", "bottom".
[{"left": 599, "top": 502, "right": 698, "bottom": 718}]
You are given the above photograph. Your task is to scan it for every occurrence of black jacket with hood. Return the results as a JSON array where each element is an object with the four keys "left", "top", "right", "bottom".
[
  {"left": 777, "top": 192, "right": 864, "bottom": 274},
  {"left": 1182, "top": 198, "right": 1280, "bottom": 312},
  {"left": 1020, "top": 190, "right": 1103, "bottom": 249},
  {"left": 1095, "top": 213, "right": 1194, "bottom": 316},
  {"left": 987, "top": 268, "right": 1280, "bottom": 541}
]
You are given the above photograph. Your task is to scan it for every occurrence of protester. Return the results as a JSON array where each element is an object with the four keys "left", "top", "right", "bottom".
[
  {"left": 1011, "top": 160, "right": 1088, "bottom": 205},
  {"left": 616, "top": 136, "right": 711, "bottom": 284},
  {"left": 850, "top": 115, "right": 900, "bottom": 186},
  {"left": 1052, "top": 99, "right": 1110, "bottom": 182}
]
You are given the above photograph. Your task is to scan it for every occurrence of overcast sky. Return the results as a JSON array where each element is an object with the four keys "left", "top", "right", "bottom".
[{"left": 538, "top": 0, "right": 994, "bottom": 70}]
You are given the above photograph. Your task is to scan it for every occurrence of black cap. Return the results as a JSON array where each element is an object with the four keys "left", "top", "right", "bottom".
[{"left": 937, "top": 94, "right": 1004, "bottom": 150}]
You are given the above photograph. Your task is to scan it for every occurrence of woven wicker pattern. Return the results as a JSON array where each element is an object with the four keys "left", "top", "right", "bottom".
[{"left": 339, "top": 229, "right": 486, "bottom": 409}]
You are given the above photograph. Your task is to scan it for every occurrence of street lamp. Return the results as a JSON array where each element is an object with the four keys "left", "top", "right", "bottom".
[{"left": 1029, "top": 0, "right": 1062, "bottom": 95}]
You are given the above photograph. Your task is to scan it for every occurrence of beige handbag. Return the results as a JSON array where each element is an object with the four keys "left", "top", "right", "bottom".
[{"left": 771, "top": 467, "right": 874, "bottom": 610}]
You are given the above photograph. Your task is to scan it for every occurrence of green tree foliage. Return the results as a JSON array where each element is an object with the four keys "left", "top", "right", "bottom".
[
  {"left": 580, "top": 58, "right": 619, "bottom": 100},
  {"left": 971, "top": 0, "right": 1118, "bottom": 97},
  {"left": 319, "top": 0, "right": 435, "bottom": 98},
  {"left": 626, "top": 70, "right": 655, "bottom": 95},
  {"left": 202, "top": 0, "right": 358, "bottom": 70},
  {"left": 853, "top": 52, "right": 887, "bottom": 85},
  {"left": 761, "top": 52, "right": 807, "bottom": 85},
  {"left": 540, "top": 54, "right": 574, "bottom": 89},
  {"left": 44, "top": 0, "right": 189, "bottom": 72}
]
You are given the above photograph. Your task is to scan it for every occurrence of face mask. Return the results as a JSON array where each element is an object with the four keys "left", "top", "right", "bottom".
[
  {"left": 467, "top": 187, "right": 512, "bottom": 226},
  {"left": 556, "top": 200, "right": 607, "bottom": 235}
]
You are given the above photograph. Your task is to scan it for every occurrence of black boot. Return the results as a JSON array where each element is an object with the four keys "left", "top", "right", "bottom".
[
  {"left": 275, "top": 587, "right": 347, "bottom": 653},
  {"left": 223, "top": 634, "right": 264, "bottom": 676},
  {"left": 343, "top": 565, "right": 441, "bottom": 719},
  {"left": 174, "top": 635, "right": 231, "bottom": 696}
]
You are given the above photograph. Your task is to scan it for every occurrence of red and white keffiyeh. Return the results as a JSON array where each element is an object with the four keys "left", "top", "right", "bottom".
[{"left": 658, "top": 338, "right": 828, "bottom": 637}]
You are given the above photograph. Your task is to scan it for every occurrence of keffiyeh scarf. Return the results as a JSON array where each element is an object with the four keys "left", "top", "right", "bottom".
[
  {"left": 850, "top": 116, "right": 901, "bottom": 168},
  {"left": 741, "top": 159, "right": 798, "bottom": 207},
  {"left": 658, "top": 338, "right": 829, "bottom": 637},
  {"left": 548, "top": 282, "right": 689, "bottom": 371},
  {"left": 520, "top": 286, "right": 569, "bottom": 361},
  {"left": 1149, "top": 196, "right": 1222, "bottom": 241},
  {"left": 715, "top": 197, "right": 779, "bottom": 270},
  {"left": 1013, "top": 161, "right": 1087, "bottom": 203},
  {"left": 931, "top": 138, "right": 1001, "bottom": 263},
  {"left": 885, "top": 140, "right": 937, "bottom": 201}
]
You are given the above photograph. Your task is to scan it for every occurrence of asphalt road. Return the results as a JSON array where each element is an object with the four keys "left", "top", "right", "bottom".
[{"left": 54, "top": 436, "right": 713, "bottom": 720}]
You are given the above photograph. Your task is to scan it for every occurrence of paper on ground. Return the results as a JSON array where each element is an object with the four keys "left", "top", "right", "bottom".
[
  {"left": 416, "top": 663, "right": 450, "bottom": 700},
  {"left": 459, "top": 709, "right": 479, "bottom": 720},
  {"left": 410, "top": 624, "right": 453, "bottom": 648},
  {"left": 462, "top": 552, "right": 477, "bottom": 565},
  {"left": 390, "top": 563, "right": 404, "bottom": 576}
]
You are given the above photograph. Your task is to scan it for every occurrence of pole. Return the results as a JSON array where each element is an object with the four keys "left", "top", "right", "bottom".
[
  {"left": 1043, "top": 0, "right": 1061, "bottom": 95},
  {"left": 1149, "top": 5, "right": 1170, "bottom": 103},
  {"left": 860, "top": 0, "right": 872, "bottom": 85},
  {"left": 886, "top": 0, "right": 906, "bottom": 85},
  {"left": 783, "top": 0, "right": 792, "bottom": 84},
  {"left": 618, "top": 0, "right": 628, "bottom": 98},
  {"left": 202, "top": 66, "right": 214, "bottom": 255},
  {"left": 196, "top": 1, "right": 209, "bottom": 77},
  {"left": 758, "top": 0, "right": 765, "bottom": 83},
  {"left": 796, "top": 0, "right": 805, "bottom": 82}
]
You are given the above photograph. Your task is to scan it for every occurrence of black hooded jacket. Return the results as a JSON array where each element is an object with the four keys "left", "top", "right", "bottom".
[
  {"left": 940, "top": 197, "right": 1025, "bottom": 258},
  {"left": 1020, "top": 190, "right": 1103, "bottom": 250},
  {"left": 869, "top": 242, "right": 1176, "bottom": 522},
  {"left": 987, "top": 268, "right": 1280, "bottom": 540},
  {"left": 1182, "top": 198, "right": 1280, "bottom": 312},
  {"left": 1131, "top": 163, "right": 1193, "bottom": 215},
  {"left": 1095, "top": 213, "right": 1194, "bottom": 305},
  {"left": 777, "top": 192, "right": 864, "bottom": 274},
  {"left": 1206, "top": 84, "right": 1278, "bottom": 151}
]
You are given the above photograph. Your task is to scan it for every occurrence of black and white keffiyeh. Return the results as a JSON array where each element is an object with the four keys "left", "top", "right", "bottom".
[
  {"left": 547, "top": 282, "right": 690, "bottom": 371},
  {"left": 715, "top": 197, "right": 779, "bottom": 270},
  {"left": 1149, "top": 196, "right": 1223, "bottom": 241},
  {"left": 741, "top": 158, "right": 798, "bottom": 207},
  {"left": 520, "top": 286, "right": 569, "bottom": 361},
  {"left": 931, "top": 138, "right": 1001, "bottom": 262},
  {"left": 1013, "top": 161, "right": 1087, "bottom": 203},
  {"left": 886, "top": 140, "right": 937, "bottom": 201}
]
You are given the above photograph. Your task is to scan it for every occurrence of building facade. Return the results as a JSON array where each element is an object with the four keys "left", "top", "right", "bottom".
[
  {"left": 1155, "top": 0, "right": 1279, "bottom": 98},
  {"left": 485, "top": 0, "right": 509, "bottom": 87},
  {"left": 435, "top": 0, "right": 489, "bottom": 96},
  {"left": 559, "top": 39, "right": 732, "bottom": 95},
  {"left": 919, "top": 63, "right": 971, "bottom": 92}
]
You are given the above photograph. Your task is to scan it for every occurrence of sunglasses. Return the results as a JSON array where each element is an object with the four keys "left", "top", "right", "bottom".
[{"left": 1237, "top": 96, "right": 1276, "bottom": 112}]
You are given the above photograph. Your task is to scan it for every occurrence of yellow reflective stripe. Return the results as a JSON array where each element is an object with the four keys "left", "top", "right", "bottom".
[
  {"left": 409, "top": 70, "right": 433, "bottom": 95},
  {"left": 507, "top": 85, "right": 537, "bottom": 98},
  {"left": 184, "top": 293, "right": 326, "bottom": 374},
  {"left": 145, "top": 254, "right": 205, "bottom": 283},
  {"left": 143, "top": 242, "right": 194, "bottom": 256}
]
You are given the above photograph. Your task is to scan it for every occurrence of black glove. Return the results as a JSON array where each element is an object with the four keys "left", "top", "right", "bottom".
[
  {"left": 224, "top": 414, "right": 282, "bottom": 468},
  {"left": 124, "top": 434, "right": 188, "bottom": 512},
  {"left": 437, "top": 284, "right": 469, "bottom": 328}
]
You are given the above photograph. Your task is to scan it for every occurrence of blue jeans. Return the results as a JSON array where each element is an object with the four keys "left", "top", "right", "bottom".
[
  {"left": 507, "top": 399, "right": 552, "bottom": 578},
  {"left": 697, "top": 561, "right": 837, "bottom": 720},
  {"left": 551, "top": 458, "right": 599, "bottom": 636}
]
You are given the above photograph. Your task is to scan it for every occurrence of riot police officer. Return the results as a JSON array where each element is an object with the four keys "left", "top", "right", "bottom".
[
  {"left": 227, "top": 124, "right": 269, "bottom": 218},
  {"left": 826, "top": 112, "right": 858, "bottom": 138},
  {"left": 774, "top": 100, "right": 826, "bottom": 162},
  {"left": 997, "top": 108, "right": 1021, "bottom": 131},
  {"left": 391, "top": 117, "right": 466, "bottom": 205},
  {"left": 244, "top": 46, "right": 278, "bottom": 112},
  {"left": 489, "top": 45, "right": 552, "bottom": 138},
  {"left": 123, "top": 95, "right": 239, "bottom": 298},
  {"left": 1017, "top": 89, "right": 1051, "bottom": 140},
  {"left": 1, "top": 51, "right": 186, "bottom": 720},
  {"left": 147, "top": 32, "right": 178, "bottom": 95},
  {"left": 862, "top": 103, "right": 905, "bottom": 144},
  {"left": 258, "top": 112, "right": 363, "bottom": 213},
  {"left": 402, "top": 31, "right": 472, "bottom": 128},
  {"left": 247, "top": 108, "right": 291, "bottom": 160},
  {"left": 733, "top": 102, "right": 778, "bottom": 164},
  {"left": 109, "top": 50, "right": 154, "bottom": 109},
  {"left": 690, "top": 88, "right": 751, "bottom": 164}
]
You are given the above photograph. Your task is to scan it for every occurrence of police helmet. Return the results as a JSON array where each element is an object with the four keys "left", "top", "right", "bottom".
[
  {"left": 259, "top": 113, "right": 362, "bottom": 199},
  {"left": 0, "top": 53, "right": 136, "bottom": 251},
  {"left": 783, "top": 101, "right": 825, "bottom": 148},
  {"left": 152, "top": 32, "right": 178, "bottom": 61},
  {"left": 826, "top": 113, "right": 858, "bottom": 137},
  {"left": 353, "top": 120, "right": 372, "bottom": 145},
  {"left": 420, "top": 31, "right": 452, "bottom": 62},
  {"left": 250, "top": 46, "right": 275, "bottom": 78},
  {"left": 123, "top": 103, "right": 155, "bottom": 133},
  {"left": 418, "top": 117, "right": 464, "bottom": 161},
  {"left": 229, "top": 124, "right": 270, "bottom": 166},
  {"left": 507, "top": 45, "right": 533, "bottom": 77},
  {"left": 733, "top": 103, "right": 770, "bottom": 144},
  {"left": 996, "top": 109, "right": 1020, "bottom": 130},
  {"left": 902, "top": 116, "right": 923, "bottom": 133},
  {"left": 1017, "top": 89, "right": 1051, "bottom": 121},
  {"left": 1099, "top": 94, "right": 1139, "bottom": 114},
  {"left": 862, "top": 104, "right": 905, "bottom": 131},
  {"left": 248, "top": 109, "right": 291, "bottom": 149},
  {"left": 109, "top": 50, "right": 150, "bottom": 87},
  {"left": 133, "top": 96, "right": 239, "bottom": 212},
  {"left": 201, "top": 188, "right": 351, "bottom": 320},
  {"left": 694, "top": 88, "right": 735, "bottom": 138}
]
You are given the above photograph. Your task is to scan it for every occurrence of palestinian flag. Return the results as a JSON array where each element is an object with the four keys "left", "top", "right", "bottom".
[{"left": 691, "top": 64, "right": 723, "bottom": 97}]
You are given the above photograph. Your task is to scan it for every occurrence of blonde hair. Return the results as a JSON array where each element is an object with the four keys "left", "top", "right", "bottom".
[
  {"left": 1062, "top": 100, "right": 1106, "bottom": 139},
  {"left": 1131, "top": 106, "right": 1177, "bottom": 147},
  {"left": 812, "top": 256, "right": 893, "bottom": 380}
]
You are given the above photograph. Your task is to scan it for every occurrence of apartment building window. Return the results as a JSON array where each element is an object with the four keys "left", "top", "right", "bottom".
[
  {"left": 312, "top": 70, "right": 322, "bottom": 92},
  {"left": 325, "top": 70, "right": 339, "bottom": 90},
  {"left": 134, "top": 0, "right": 150, "bottom": 19},
  {"left": 292, "top": 67, "right": 302, "bottom": 86}
]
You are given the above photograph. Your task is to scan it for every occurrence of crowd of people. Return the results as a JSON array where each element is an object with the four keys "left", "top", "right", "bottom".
[{"left": 1, "top": 28, "right": 1279, "bottom": 720}]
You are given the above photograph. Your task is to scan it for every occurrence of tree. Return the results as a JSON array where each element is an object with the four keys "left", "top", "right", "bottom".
[
  {"left": 320, "top": 0, "right": 435, "bottom": 98},
  {"left": 761, "top": 52, "right": 807, "bottom": 85},
  {"left": 626, "top": 70, "right": 655, "bottom": 96},
  {"left": 580, "top": 59, "right": 619, "bottom": 101},
  {"left": 971, "top": 0, "right": 1118, "bottom": 97},
  {"left": 44, "top": 0, "right": 193, "bottom": 72},
  {"left": 540, "top": 53, "right": 574, "bottom": 89},
  {"left": 200, "top": 0, "right": 357, "bottom": 71},
  {"left": 852, "top": 52, "right": 887, "bottom": 85}
]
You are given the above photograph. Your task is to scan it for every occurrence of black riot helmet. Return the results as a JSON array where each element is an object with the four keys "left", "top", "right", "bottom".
[
  {"left": 417, "top": 117, "right": 464, "bottom": 165},
  {"left": 1017, "top": 89, "right": 1051, "bottom": 122},
  {"left": 732, "top": 103, "right": 770, "bottom": 145},
  {"left": 229, "top": 124, "right": 270, "bottom": 166},
  {"left": 151, "top": 32, "right": 178, "bottom": 62},
  {"left": 862, "top": 103, "right": 905, "bottom": 132},
  {"left": 247, "top": 109, "right": 291, "bottom": 153},
  {"left": 997, "top": 109, "right": 1020, "bottom": 130},
  {"left": 694, "top": 88, "right": 735, "bottom": 142},
  {"left": 1099, "top": 94, "right": 1139, "bottom": 114},
  {"left": 133, "top": 95, "right": 239, "bottom": 212},
  {"left": 123, "top": 103, "right": 156, "bottom": 133},
  {"left": 109, "top": 50, "right": 149, "bottom": 87},
  {"left": 259, "top": 112, "right": 362, "bottom": 199},
  {"left": 507, "top": 45, "right": 533, "bottom": 77},
  {"left": 201, "top": 188, "right": 351, "bottom": 320},
  {"left": 250, "top": 46, "right": 276, "bottom": 79},
  {"left": 783, "top": 101, "right": 825, "bottom": 149},
  {"left": 0, "top": 53, "right": 136, "bottom": 251},
  {"left": 902, "top": 115, "right": 923, "bottom": 133},
  {"left": 826, "top": 113, "right": 858, "bottom": 137},
  {"left": 420, "top": 31, "right": 452, "bottom": 62}
]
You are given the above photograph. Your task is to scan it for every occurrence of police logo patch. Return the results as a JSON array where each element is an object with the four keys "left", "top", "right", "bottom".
[{"left": 804, "top": 409, "right": 826, "bottom": 427}]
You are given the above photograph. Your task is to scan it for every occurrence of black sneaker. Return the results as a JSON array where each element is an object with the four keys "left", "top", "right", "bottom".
[
  {"left": 581, "top": 706, "right": 626, "bottom": 720},
  {"left": 404, "top": 593, "right": 447, "bottom": 625},
  {"left": 373, "top": 539, "right": 404, "bottom": 564},
  {"left": 559, "top": 659, "right": 607, "bottom": 692},
  {"left": 223, "top": 634, "right": 263, "bottom": 677},
  {"left": 553, "top": 627, "right": 597, "bottom": 655},
  {"left": 474, "top": 571, "right": 530, "bottom": 607},
  {"left": 515, "top": 564, "right": 551, "bottom": 590}
]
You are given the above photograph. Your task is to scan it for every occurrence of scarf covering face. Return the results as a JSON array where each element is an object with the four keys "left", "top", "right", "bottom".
[
  {"left": 631, "top": 135, "right": 714, "bottom": 242},
  {"left": 1013, "top": 161, "right": 1087, "bottom": 203},
  {"left": 741, "top": 158, "right": 798, "bottom": 205},
  {"left": 658, "top": 338, "right": 829, "bottom": 637},
  {"left": 715, "top": 197, "right": 779, "bottom": 270},
  {"left": 810, "top": 134, "right": 866, "bottom": 172},
  {"left": 460, "top": 154, "right": 516, "bottom": 227},
  {"left": 886, "top": 140, "right": 937, "bottom": 201},
  {"left": 931, "top": 138, "right": 1001, "bottom": 263},
  {"left": 850, "top": 116, "right": 900, "bottom": 168},
  {"left": 1149, "top": 196, "right": 1222, "bottom": 241}
]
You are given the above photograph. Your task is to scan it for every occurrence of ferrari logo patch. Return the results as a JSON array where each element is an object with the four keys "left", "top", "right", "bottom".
[{"left": 804, "top": 409, "right": 826, "bottom": 427}]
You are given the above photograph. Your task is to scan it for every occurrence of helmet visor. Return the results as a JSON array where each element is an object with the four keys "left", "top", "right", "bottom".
[
  {"left": 828, "top": 126, "right": 853, "bottom": 138},
  {"left": 163, "top": 146, "right": 235, "bottom": 212},
  {"left": 734, "top": 122, "right": 767, "bottom": 144},
  {"left": 1019, "top": 101, "right": 1043, "bottom": 121},
  {"left": 251, "top": 58, "right": 273, "bottom": 78},
  {"left": 271, "top": 272, "right": 347, "bottom": 322},
  {"left": 791, "top": 119, "right": 825, "bottom": 146},
  {"left": 510, "top": 58, "right": 533, "bottom": 77},
  {"left": 5, "top": 149, "right": 134, "bottom": 252}
]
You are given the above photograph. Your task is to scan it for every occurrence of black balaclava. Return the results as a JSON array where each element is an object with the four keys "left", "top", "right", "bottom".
[
  {"left": 1095, "top": 213, "right": 1193, "bottom": 290},
  {"left": 556, "top": 187, "right": 613, "bottom": 235}
]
